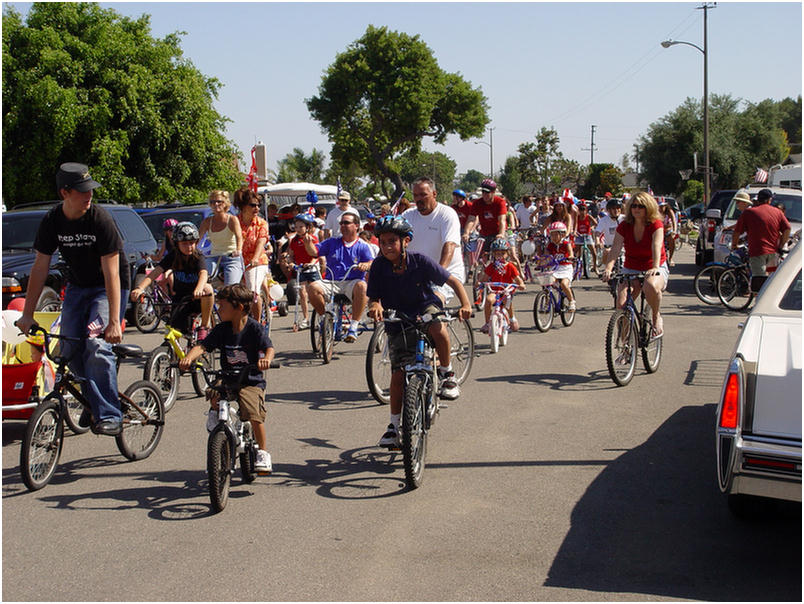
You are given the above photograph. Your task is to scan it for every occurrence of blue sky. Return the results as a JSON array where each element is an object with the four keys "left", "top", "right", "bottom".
[{"left": 6, "top": 1, "right": 803, "bottom": 179}]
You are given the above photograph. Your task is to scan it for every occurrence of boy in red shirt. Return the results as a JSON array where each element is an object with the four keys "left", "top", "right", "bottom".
[{"left": 477, "top": 239, "right": 525, "bottom": 332}]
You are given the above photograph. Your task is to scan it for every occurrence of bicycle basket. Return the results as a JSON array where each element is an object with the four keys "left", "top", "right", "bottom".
[{"left": 533, "top": 272, "right": 555, "bottom": 286}]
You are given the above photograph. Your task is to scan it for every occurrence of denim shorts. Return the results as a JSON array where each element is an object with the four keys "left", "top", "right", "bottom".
[{"left": 622, "top": 263, "right": 669, "bottom": 291}]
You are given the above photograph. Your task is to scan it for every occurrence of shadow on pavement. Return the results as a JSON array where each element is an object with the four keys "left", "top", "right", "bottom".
[
  {"left": 544, "top": 404, "right": 801, "bottom": 601},
  {"left": 269, "top": 389, "right": 378, "bottom": 411},
  {"left": 476, "top": 369, "right": 619, "bottom": 392}
]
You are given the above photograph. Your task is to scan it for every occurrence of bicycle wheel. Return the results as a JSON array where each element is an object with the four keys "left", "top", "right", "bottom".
[
  {"left": 116, "top": 380, "right": 165, "bottom": 461},
  {"left": 207, "top": 428, "right": 231, "bottom": 512},
  {"left": 365, "top": 323, "right": 391, "bottom": 405},
  {"left": 582, "top": 246, "right": 591, "bottom": 279},
  {"left": 448, "top": 317, "right": 474, "bottom": 386},
  {"left": 605, "top": 309, "right": 638, "bottom": 387},
  {"left": 63, "top": 391, "right": 90, "bottom": 435},
  {"left": 191, "top": 350, "right": 219, "bottom": 397},
  {"left": 489, "top": 312, "right": 500, "bottom": 353},
  {"left": 240, "top": 423, "right": 257, "bottom": 484},
  {"left": 500, "top": 313, "right": 509, "bottom": 347},
  {"left": 321, "top": 312, "right": 335, "bottom": 364},
  {"left": 533, "top": 290, "right": 554, "bottom": 332},
  {"left": 471, "top": 266, "right": 483, "bottom": 308},
  {"left": 693, "top": 264, "right": 726, "bottom": 305},
  {"left": 718, "top": 268, "right": 754, "bottom": 311},
  {"left": 20, "top": 396, "right": 64, "bottom": 491},
  {"left": 133, "top": 292, "right": 160, "bottom": 333},
  {"left": 401, "top": 373, "right": 428, "bottom": 490},
  {"left": 144, "top": 345, "right": 179, "bottom": 413},
  {"left": 640, "top": 307, "right": 662, "bottom": 374},
  {"left": 559, "top": 295, "right": 576, "bottom": 327},
  {"left": 310, "top": 309, "right": 321, "bottom": 353}
]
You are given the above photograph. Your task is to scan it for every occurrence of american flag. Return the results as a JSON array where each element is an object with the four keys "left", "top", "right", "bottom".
[{"left": 754, "top": 167, "right": 769, "bottom": 183}]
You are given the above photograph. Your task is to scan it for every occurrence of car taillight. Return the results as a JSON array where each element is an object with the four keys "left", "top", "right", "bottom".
[
  {"left": 707, "top": 219, "right": 716, "bottom": 233},
  {"left": 719, "top": 370, "right": 740, "bottom": 430}
]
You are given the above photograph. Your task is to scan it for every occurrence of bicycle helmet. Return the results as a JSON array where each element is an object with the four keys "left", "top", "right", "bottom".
[
  {"left": 606, "top": 198, "right": 622, "bottom": 210},
  {"left": 548, "top": 221, "right": 567, "bottom": 233},
  {"left": 294, "top": 212, "right": 316, "bottom": 226},
  {"left": 490, "top": 238, "right": 510, "bottom": 251},
  {"left": 162, "top": 218, "right": 178, "bottom": 231},
  {"left": 306, "top": 190, "right": 318, "bottom": 205},
  {"left": 374, "top": 215, "right": 414, "bottom": 241},
  {"left": 173, "top": 221, "right": 200, "bottom": 242},
  {"left": 480, "top": 178, "right": 497, "bottom": 191},
  {"left": 452, "top": 189, "right": 467, "bottom": 199}
]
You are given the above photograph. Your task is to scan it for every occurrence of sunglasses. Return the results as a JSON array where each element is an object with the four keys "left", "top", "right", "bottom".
[
  {"left": 631, "top": 204, "right": 646, "bottom": 209},
  {"left": 339, "top": 220, "right": 356, "bottom": 226},
  {"left": 209, "top": 199, "right": 225, "bottom": 205}
]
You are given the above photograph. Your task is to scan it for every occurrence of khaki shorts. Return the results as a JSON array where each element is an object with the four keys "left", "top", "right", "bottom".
[
  {"left": 749, "top": 253, "right": 778, "bottom": 277},
  {"left": 388, "top": 303, "right": 441, "bottom": 371},
  {"left": 313, "top": 278, "right": 363, "bottom": 301},
  {"left": 208, "top": 383, "right": 266, "bottom": 423}
]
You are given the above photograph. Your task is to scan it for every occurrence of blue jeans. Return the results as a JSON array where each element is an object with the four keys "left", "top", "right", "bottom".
[
  {"left": 206, "top": 254, "right": 244, "bottom": 285},
  {"left": 60, "top": 285, "right": 122, "bottom": 423}
]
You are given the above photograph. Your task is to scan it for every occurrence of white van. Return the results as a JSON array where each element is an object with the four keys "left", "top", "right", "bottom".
[{"left": 768, "top": 164, "right": 801, "bottom": 190}]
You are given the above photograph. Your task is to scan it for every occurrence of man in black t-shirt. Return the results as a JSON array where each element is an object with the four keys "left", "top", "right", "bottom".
[{"left": 16, "top": 163, "right": 125, "bottom": 435}]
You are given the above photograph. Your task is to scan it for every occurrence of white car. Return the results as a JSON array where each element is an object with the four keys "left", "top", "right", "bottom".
[{"left": 715, "top": 238, "right": 802, "bottom": 518}]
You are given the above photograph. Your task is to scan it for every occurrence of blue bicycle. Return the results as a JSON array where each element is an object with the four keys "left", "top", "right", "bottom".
[{"left": 532, "top": 256, "right": 576, "bottom": 332}]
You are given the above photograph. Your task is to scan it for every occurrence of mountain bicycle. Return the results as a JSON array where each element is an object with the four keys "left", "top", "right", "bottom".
[
  {"left": 531, "top": 257, "right": 576, "bottom": 332},
  {"left": 604, "top": 273, "right": 662, "bottom": 387},
  {"left": 366, "top": 308, "right": 474, "bottom": 405},
  {"left": 377, "top": 310, "right": 445, "bottom": 489},
  {"left": 20, "top": 327, "right": 165, "bottom": 491},
  {"left": 481, "top": 282, "right": 518, "bottom": 354}
]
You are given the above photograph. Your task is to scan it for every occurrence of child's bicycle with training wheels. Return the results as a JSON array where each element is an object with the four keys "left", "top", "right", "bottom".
[
  {"left": 310, "top": 263, "right": 371, "bottom": 364},
  {"left": 531, "top": 256, "right": 576, "bottom": 332},
  {"left": 366, "top": 307, "right": 474, "bottom": 405},
  {"left": 480, "top": 282, "right": 518, "bottom": 354},
  {"left": 377, "top": 309, "right": 445, "bottom": 489},
  {"left": 604, "top": 272, "right": 662, "bottom": 387},
  {"left": 143, "top": 293, "right": 219, "bottom": 412},
  {"left": 19, "top": 327, "right": 165, "bottom": 491}
]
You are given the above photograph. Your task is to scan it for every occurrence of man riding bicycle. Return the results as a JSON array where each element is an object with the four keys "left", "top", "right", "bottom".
[{"left": 462, "top": 178, "right": 507, "bottom": 261}]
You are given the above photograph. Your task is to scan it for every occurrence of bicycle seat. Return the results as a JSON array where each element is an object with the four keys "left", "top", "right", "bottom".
[
  {"left": 112, "top": 344, "right": 145, "bottom": 358},
  {"left": 333, "top": 293, "right": 351, "bottom": 306}
]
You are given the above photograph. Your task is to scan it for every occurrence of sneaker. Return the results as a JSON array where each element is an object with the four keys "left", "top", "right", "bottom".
[
  {"left": 568, "top": 301, "right": 577, "bottom": 311},
  {"left": 298, "top": 318, "right": 309, "bottom": 329},
  {"left": 379, "top": 424, "right": 401, "bottom": 448},
  {"left": 438, "top": 369, "right": 460, "bottom": 400},
  {"left": 196, "top": 326, "right": 209, "bottom": 342},
  {"left": 206, "top": 409, "right": 218, "bottom": 432},
  {"left": 255, "top": 449, "right": 272, "bottom": 474},
  {"left": 480, "top": 322, "right": 489, "bottom": 334},
  {"left": 510, "top": 317, "right": 519, "bottom": 332},
  {"left": 344, "top": 325, "right": 359, "bottom": 343}
]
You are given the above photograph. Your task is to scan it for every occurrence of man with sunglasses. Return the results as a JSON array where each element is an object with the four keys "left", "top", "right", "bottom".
[{"left": 303, "top": 208, "right": 374, "bottom": 342}]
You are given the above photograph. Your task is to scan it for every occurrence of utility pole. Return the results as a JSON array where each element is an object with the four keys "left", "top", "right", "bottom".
[{"left": 582, "top": 125, "right": 598, "bottom": 165}]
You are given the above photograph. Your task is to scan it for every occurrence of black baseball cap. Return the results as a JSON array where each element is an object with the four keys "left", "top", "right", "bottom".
[
  {"left": 56, "top": 162, "right": 101, "bottom": 192},
  {"left": 756, "top": 188, "right": 773, "bottom": 202}
]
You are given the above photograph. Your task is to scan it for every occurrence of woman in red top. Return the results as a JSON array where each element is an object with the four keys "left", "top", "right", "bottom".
[{"left": 602, "top": 191, "right": 669, "bottom": 337}]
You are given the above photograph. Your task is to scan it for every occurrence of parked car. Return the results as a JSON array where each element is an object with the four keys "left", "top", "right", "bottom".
[
  {"left": 715, "top": 238, "right": 802, "bottom": 518},
  {"left": 2, "top": 202, "right": 157, "bottom": 313},
  {"left": 138, "top": 204, "right": 212, "bottom": 247},
  {"left": 696, "top": 189, "right": 736, "bottom": 265},
  {"left": 711, "top": 187, "right": 802, "bottom": 264}
]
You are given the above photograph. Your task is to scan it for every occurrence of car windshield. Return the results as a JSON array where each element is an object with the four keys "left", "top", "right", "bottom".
[
  {"left": 142, "top": 210, "right": 207, "bottom": 241},
  {"left": 2, "top": 213, "right": 44, "bottom": 249},
  {"left": 724, "top": 193, "right": 802, "bottom": 223}
]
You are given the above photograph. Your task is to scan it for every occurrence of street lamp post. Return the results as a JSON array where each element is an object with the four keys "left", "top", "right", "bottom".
[
  {"left": 662, "top": 2, "right": 714, "bottom": 207},
  {"left": 474, "top": 127, "right": 494, "bottom": 179}
]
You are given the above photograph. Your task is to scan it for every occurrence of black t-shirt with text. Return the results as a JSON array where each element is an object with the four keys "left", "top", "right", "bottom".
[
  {"left": 158, "top": 249, "right": 206, "bottom": 301},
  {"left": 201, "top": 317, "right": 273, "bottom": 389},
  {"left": 34, "top": 204, "right": 129, "bottom": 289}
]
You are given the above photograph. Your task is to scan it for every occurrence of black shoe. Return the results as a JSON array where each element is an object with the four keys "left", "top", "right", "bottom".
[
  {"left": 78, "top": 408, "right": 92, "bottom": 429},
  {"left": 92, "top": 419, "right": 122, "bottom": 436}
]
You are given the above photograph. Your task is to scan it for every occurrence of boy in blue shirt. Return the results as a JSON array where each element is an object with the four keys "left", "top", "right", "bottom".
[{"left": 366, "top": 216, "right": 472, "bottom": 448}]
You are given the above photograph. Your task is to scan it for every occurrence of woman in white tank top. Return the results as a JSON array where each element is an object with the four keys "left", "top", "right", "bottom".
[{"left": 199, "top": 190, "right": 244, "bottom": 285}]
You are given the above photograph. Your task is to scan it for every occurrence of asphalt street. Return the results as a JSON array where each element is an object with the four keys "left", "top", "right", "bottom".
[{"left": 2, "top": 245, "right": 801, "bottom": 601}]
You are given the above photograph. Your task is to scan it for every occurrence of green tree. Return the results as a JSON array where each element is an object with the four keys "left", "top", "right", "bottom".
[
  {"left": 517, "top": 126, "right": 567, "bottom": 195},
  {"left": 276, "top": 148, "right": 326, "bottom": 183},
  {"left": 681, "top": 179, "right": 704, "bottom": 208},
  {"left": 579, "top": 163, "right": 623, "bottom": 198},
  {"left": 2, "top": 2, "right": 240, "bottom": 205},
  {"left": 497, "top": 156, "right": 523, "bottom": 203},
  {"left": 455, "top": 169, "right": 485, "bottom": 193},
  {"left": 397, "top": 150, "right": 456, "bottom": 201},
  {"left": 306, "top": 25, "right": 489, "bottom": 200}
]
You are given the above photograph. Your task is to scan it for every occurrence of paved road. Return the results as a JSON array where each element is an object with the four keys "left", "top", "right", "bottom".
[{"left": 3, "top": 246, "right": 800, "bottom": 601}]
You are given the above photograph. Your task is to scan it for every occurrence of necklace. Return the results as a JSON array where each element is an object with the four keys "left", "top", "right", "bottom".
[{"left": 392, "top": 254, "right": 406, "bottom": 272}]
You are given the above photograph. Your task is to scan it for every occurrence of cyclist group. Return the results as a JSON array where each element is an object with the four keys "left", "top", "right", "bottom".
[{"left": 13, "top": 163, "right": 682, "bottom": 484}]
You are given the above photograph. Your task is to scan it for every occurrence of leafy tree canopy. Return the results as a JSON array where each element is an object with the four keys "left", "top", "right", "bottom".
[
  {"left": 497, "top": 156, "right": 523, "bottom": 203},
  {"left": 579, "top": 163, "right": 623, "bottom": 198},
  {"left": 276, "top": 147, "right": 326, "bottom": 183},
  {"left": 3, "top": 2, "right": 240, "bottom": 205},
  {"left": 517, "top": 127, "right": 584, "bottom": 195},
  {"left": 306, "top": 25, "right": 489, "bottom": 200},
  {"left": 455, "top": 169, "right": 486, "bottom": 194},
  {"left": 397, "top": 150, "right": 456, "bottom": 202}
]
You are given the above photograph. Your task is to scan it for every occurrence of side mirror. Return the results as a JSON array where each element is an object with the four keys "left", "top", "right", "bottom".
[{"left": 705, "top": 208, "right": 721, "bottom": 220}]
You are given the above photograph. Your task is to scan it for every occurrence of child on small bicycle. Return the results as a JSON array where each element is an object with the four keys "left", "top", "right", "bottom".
[
  {"left": 366, "top": 216, "right": 472, "bottom": 448},
  {"left": 286, "top": 213, "right": 321, "bottom": 329},
  {"left": 573, "top": 203, "right": 598, "bottom": 274},
  {"left": 180, "top": 284, "right": 275, "bottom": 474},
  {"left": 546, "top": 221, "right": 576, "bottom": 311},
  {"left": 477, "top": 239, "right": 525, "bottom": 333}
]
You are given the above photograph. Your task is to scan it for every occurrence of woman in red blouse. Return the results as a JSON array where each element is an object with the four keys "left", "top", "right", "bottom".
[
  {"left": 234, "top": 187, "right": 271, "bottom": 320},
  {"left": 602, "top": 191, "right": 669, "bottom": 337}
]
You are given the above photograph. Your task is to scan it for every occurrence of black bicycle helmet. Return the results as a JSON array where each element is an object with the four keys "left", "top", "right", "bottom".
[
  {"left": 606, "top": 198, "right": 622, "bottom": 210},
  {"left": 173, "top": 221, "right": 199, "bottom": 242},
  {"left": 374, "top": 215, "right": 414, "bottom": 241}
]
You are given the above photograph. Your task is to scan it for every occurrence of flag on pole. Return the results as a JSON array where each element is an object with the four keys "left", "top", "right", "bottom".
[
  {"left": 336, "top": 175, "right": 342, "bottom": 199},
  {"left": 390, "top": 192, "right": 405, "bottom": 216},
  {"left": 754, "top": 167, "right": 769, "bottom": 183},
  {"left": 246, "top": 146, "right": 258, "bottom": 192}
]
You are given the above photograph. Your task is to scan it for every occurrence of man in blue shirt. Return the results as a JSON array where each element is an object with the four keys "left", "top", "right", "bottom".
[{"left": 303, "top": 208, "right": 374, "bottom": 342}]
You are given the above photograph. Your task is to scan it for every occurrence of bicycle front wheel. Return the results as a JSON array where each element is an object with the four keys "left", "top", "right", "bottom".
[
  {"left": 605, "top": 310, "right": 638, "bottom": 387},
  {"left": 20, "top": 396, "right": 64, "bottom": 491},
  {"left": 207, "top": 428, "right": 232, "bottom": 513},
  {"left": 191, "top": 350, "right": 219, "bottom": 397},
  {"left": 365, "top": 323, "right": 391, "bottom": 404},
  {"left": 116, "top": 380, "right": 165, "bottom": 461},
  {"left": 310, "top": 309, "right": 321, "bottom": 353},
  {"left": 640, "top": 307, "right": 662, "bottom": 373},
  {"left": 559, "top": 295, "right": 575, "bottom": 327},
  {"left": 718, "top": 268, "right": 754, "bottom": 311},
  {"left": 401, "top": 373, "right": 428, "bottom": 490},
  {"left": 533, "top": 290, "right": 553, "bottom": 332},
  {"left": 693, "top": 264, "right": 725, "bottom": 305},
  {"left": 489, "top": 312, "right": 500, "bottom": 353},
  {"left": 321, "top": 312, "right": 335, "bottom": 364},
  {"left": 133, "top": 292, "right": 161, "bottom": 333},
  {"left": 448, "top": 316, "right": 474, "bottom": 385},
  {"left": 144, "top": 345, "right": 179, "bottom": 413}
]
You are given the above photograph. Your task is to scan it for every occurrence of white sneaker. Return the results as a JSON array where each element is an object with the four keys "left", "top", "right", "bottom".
[
  {"left": 569, "top": 300, "right": 577, "bottom": 311},
  {"left": 255, "top": 449, "right": 272, "bottom": 474},
  {"left": 298, "top": 318, "right": 309, "bottom": 329},
  {"left": 206, "top": 409, "right": 218, "bottom": 432},
  {"left": 378, "top": 424, "right": 401, "bottom": 448}
]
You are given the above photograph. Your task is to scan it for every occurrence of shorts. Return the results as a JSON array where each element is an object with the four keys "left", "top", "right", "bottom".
[
  {"left": 574, "top": 234, "right": 593, "bottom": 245},
  {"left": 749, "top": 253, "right": 778, "bottom": 277},
  {"left": 314, "top": 278, "right": 363, "bottom": 301},
  {"left": 297, "top": 265, "right": 321, "bottom": 284},
  {"left": 209, "top": 382, "right": 266, "bottom": 423},
  {"left": 244, "top": 264, "right": 269, "bottom": 294},
  {"left": 388, "top": 303, "right": 442, "bottom": 371},
  {"left": 169, "top": 296, "right": 201, "bottom": 334},
  {"left": 622, "top": 263, "right": 669, "bottom": 291},
  {"left": 432, "top": 282, "right": 456, "bottom": 305}
]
